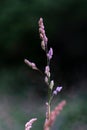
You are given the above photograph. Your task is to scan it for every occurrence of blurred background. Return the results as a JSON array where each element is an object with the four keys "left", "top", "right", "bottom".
[{"left": 0, "top": 0, "right": 87, "bottom": 130}]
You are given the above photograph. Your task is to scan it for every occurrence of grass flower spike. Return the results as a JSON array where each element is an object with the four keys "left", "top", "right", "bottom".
[
  {"left": 25, "top": 118, "right": 37, "bottom": 130},
  {"left": 24, "top": 59, "right": 38, "bottom": 70},
  {"left": 38, "top": 18, "right": 48, "bottom": 46},
  {"left": 24, "top": 17, "right": 66, "bottom": 130},
  {"left": 44, "top": 100, "right": 66, "bottom": 130}
]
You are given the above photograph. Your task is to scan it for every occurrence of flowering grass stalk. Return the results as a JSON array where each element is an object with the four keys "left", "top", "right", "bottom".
[
  {"left": 24, "top": 18, "right": 66, "bottom": 130},
  {"left": 25, "top": 118, "right": 37, "bottom": 130}
]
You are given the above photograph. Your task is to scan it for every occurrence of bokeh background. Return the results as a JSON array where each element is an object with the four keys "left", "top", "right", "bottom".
[{"left": 0, "top": 0, "right": 87, "bottom": 130}]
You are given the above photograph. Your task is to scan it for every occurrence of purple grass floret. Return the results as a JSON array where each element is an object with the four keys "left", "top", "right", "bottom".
[
  {"left": 53, "top": 90, "right": 57, "bottom": 95},
  {"left": 53, "top": 86, "right": 62, "bottom": 95},
  {"left": 24, "top": 59, "right": 38, "bottom": 70},
  {"left": 56, "top": 86, "right": 62, "bottom": 92},
  {"left": 47, "top": 48, "right": 53, "bottom": 60}
]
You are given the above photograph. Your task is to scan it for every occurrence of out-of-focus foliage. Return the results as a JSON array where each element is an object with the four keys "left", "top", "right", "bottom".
[
  {"left": 0, "top": 0, "right": 87, "bottom": 51},
  {"left": 0, "top": 84, "right": 87, "bottom": 130}
]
